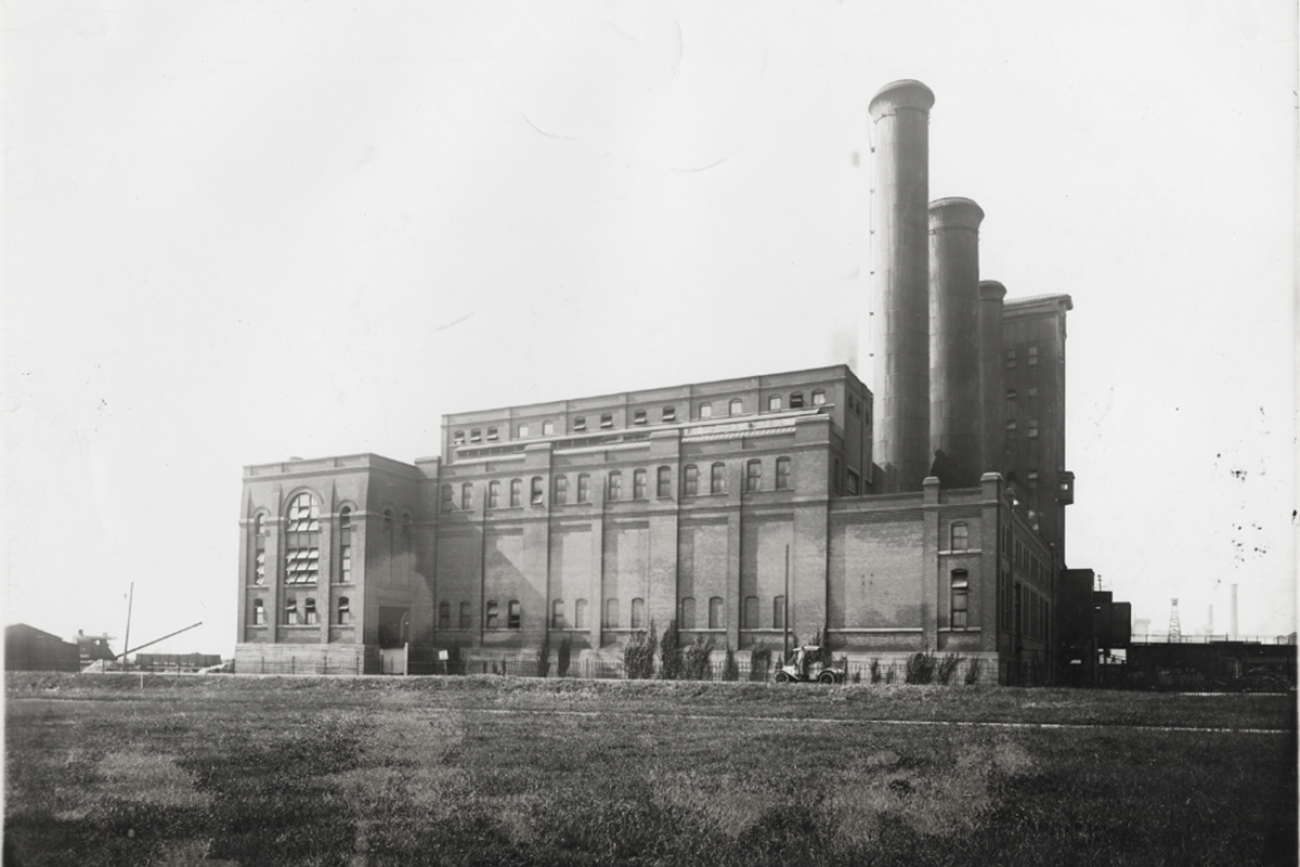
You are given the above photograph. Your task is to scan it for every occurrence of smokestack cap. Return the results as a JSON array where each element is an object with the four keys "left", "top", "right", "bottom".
[
  {"left": 929, "top": 197, "right": 985, "bottom": 230},
  {"left": 869, "top": 79, "right": 935, "bottom": 119},
  {"left": 979, "top": 280, "right": 1007, "bottom": 301}
]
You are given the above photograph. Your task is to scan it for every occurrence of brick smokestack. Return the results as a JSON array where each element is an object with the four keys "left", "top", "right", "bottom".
[
  {"left": 978, "top": 280, "right": 1007, "bottom": 477},
  {"left": 869, "top": 80, "right": 934, "bottom": 493},
  {"left": 929, "top": 197, "right": 984, "bottom": 488}
]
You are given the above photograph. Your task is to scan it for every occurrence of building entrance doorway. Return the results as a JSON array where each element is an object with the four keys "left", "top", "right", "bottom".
[{"left": 378, "top": 606, "right": 410, "bottom": 674}]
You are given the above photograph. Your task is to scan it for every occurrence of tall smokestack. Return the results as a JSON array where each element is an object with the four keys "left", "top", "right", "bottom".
[
  {"left": 869, "top": 79, "right": 934, "bottom": 493},
  {"left": 929, "top": 197, "right": 984, "bottom": 488},
  {"left": 978, "top": 280, "right": 1007, "bottom": 476}
]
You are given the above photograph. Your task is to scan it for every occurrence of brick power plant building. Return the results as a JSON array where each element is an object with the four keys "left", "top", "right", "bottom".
[{"left": 235, "top": 80, "right": 1091, "bottom": 684}]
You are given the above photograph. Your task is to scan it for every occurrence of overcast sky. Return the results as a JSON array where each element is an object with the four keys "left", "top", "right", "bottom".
[{"left": 4, "top": 1, "right": 1296, "bottom": 657}]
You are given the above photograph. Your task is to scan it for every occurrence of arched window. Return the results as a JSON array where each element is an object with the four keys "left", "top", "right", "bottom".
[
  {"left": 657, "top": 466, "right": 672, "bottom": 498},
  {"left": 252, "top": 598, "right": 266, "bottom": 625},
  {"left": 633, "top": 469, "right": 647, "bottom": 499},
  {"left": 441, "top": 485, "right": 454, "bottom": 512},
  {"left": 284, "top": 598, "right": 298, "bottom": 625},
  {"left": 508, "top": 600, "right": 521, "bottom": 630},
  {"left": 729, "top": 398, "right": 743, "bottom": 416},
  {"left": 600, "top": 413, "right": 613, "bottom": 429},
  {"left": 773, "top": 595, "right": 785, "bottom": 629},
  {"left": 531, "top": 477, "right": 544, "bottom": 506},
  {"left": 951, "top": 522, "right": 969, "bottom": 551},
  {"left": 710, "top": 462, "right": 727, "bottom": 495},
  {"left": 488, "top": 480, "right": 501, "bottom": 509},
  {"left": 768, "top": 395, "right": 782, "bottom": 412},
  {"left": 680, "top": 597, "right": 696, "bottom": 630},
  {"left": 683, "top": 464, "right": 699, "bottom": 497},
  {"left": 338, "top": 507, "right": 353, "bottom": 583},
  {"left": 252, "top": 513, "right": 267, "bottom": 585},
  {"left": 458, "top": 602, "right": 471, "bottom": 630},
  {"left": 745, "top": 459, "right": 762, "bottom": 492},
  {"left": 605, "top": 598, "right": 620, "bottom": 628},
  {"left": 630, "top": 598, "right": 646, "bottom": 629},
  {"left": 951, "top": 570, "right": 969, "bottom": 629},
  {"left": 485, "top": 600, "right": 499, "bottom": 629},
  {"left": 304, "top": 598, "right": 318, "bottom": 625},
  {"left": 337, "top": 597, "right": 350, "bottom": 625},
  {"left": 552, "top": 600, "right": 565, "bottom": 629},
  {"left": 554, "top": 475, "right": 568, "bottom": 505},
  {"left": 510, "top": 478, "right": 522, "bottom": 507},
  {"left": 708, "top": 597, "right": 723, "bottom": 629},
  {"left": 575, "top": 598, "right": 588, "bottom": 629},
  {"left": 438, "top": 601, "right": 451, "bottom": 630},
  {"left": 662, "top": 406, "right": 676, "bottom": 423},
  {"left": 573, "top": 416, "right": 587, "bottom": 432},
  {"left": 743, "top": 596, "right": 759, "bottom": 629},
  {"left": 284, "top": 493, "right": 321, "bottom": 584},
  {"left": 775, "top": 457, "right": 791, "bottom": 490},
  {"left": 608, "top": 471, "right": 623, "bottom": 501},
  {"left": 461, "top": 483, "right": 473, "bottom": 510},
  {"left": 577, "top": 473, "right": 591, "bottom": 503}
]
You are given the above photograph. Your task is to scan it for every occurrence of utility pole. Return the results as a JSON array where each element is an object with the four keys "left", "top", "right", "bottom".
[
  {"left": 783, "top": 545, "right": 791, "bottom": 662},
  {"left": 122, "top": 583, "right": 134, "bottom": 669}
]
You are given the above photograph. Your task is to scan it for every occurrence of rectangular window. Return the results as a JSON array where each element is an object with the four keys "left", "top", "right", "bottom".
[
  {"left": 951, "top": 523, "right": 969, "bottom": 551},
  {"left": 1028, "top": 419, "right": 1039, "bottom": 439},
  {"left": 1027, "top": 470, "right": 1039, "bottom": 482},
  {"left": 338, "top": 597, "right": 351, "bottom": 625},
  {"left": 790, "top": 392, "right": 804, "bottom": 408},
  {"left": 1006, "top": 420, "right": 1017, "bottom": 441},
  {"left": 573, "top": 416, "right": 587, "bottom": 432},
  {"left": 1028, "top": 346, "right": 1039, "bottom": 366},
  {"left": 775, "top": 457, "right": 791, "bottom": 490},
  {"left": 633, "top": 469, "right": 647, "bottom": 499},
  {"left": 1005, "top": 348, "right": 1017, "bottom": 368},
  {"left": 699, "top": 402, "right": 713, "bottom": 419},
  {"left": 846, "top": 469, "right": 859, "bottom": 495},
  {"left": 729, "top": 399, "right": 743, "bottom": 416},
  {"left": 486, "top": 427, "right": 499, "bottom": 442},
  {"left": 453, "top": 430, "right": 466, "bottom": 445},
  {"left": 531, "top": 477, "right": 544, "bottom": 506},
  {"left": 812, "top": 389, "right": 826, "bottom": 406},
  {"left": 600, "top": 414, "right": 613, "bottom": 429},
  {"left": 253, "top": 599, "right": 266, "bottom": 625},
  {"left": 486, "top": 600, "right": 498, "bottom": 629},
  {"left": 554, "top": 475, "right": 568, "bottom": 505},
  {"left": 633, "top": 410, "right": 647, "bottom": 425},
  {"left": 951, "top": 572, "right": 969, "bottom": 629},
  {"left": 518, "top": 423, "right": 530, "bottom": 438},
  {"left": 340, "top": 545, "right": 351, "bottom": 582},
  {"left": 767, "top": 395, "right": 782, "bottom": 412},
  {"left": 508, "top": 600, "right": 521, "bottom": 630},
  {"left": 542, "top": 420, "right": 555, "bottom": 436},
  {"left": 304, "top": 598, "right": 318, "bottom": 625},
  {"left": 657, "top": 466, "right": 671, "bottom": 498},
  {"left": 1027, "top": 387, "right": 1038, "bottom": 399},
  {"left": 510, "top": 478, "right": 522, "bottom": 507},
  {"left": 662, "top": 406, "right": 676, "bottom": 423},
  {"left": 470, "top": 429, "right": 482, "bottom": 443}
]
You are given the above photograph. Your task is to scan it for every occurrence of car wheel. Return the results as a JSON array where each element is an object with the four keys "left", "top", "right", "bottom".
[
  {"left": 818, "top": 671, "right": 836, "bottom": 685},
  {"left": 775, "top": 671, "right": 791, "bottom": 683}
]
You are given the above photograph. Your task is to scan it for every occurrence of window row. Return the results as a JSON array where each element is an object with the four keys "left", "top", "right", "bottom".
[
  {"left": 251, "top": 500, "right": 399, "bottom": 586},
  {"left": 1005, "top": 418, "right": 1040, "bottom": 441},
  {"left": 433, "top": 594, "right": 802, "bottom": 632},
  {"left": 1005, "top": 345, "right": 1041, "bottom": 368},
  {"left": 998, "top": 574, "right": 1050, "bottom": 640},
  {"left": 252, "top": 596, "right": 350, "bottom": 626},
  {"left": 451, "top": 391, "right": 830, "bottom": 444},
  {"left": 441, "top": 458, "right": 794, "bottom": 511},
  {"left": 1004, "top": 387, "right": 1039, "bottom": 401}
]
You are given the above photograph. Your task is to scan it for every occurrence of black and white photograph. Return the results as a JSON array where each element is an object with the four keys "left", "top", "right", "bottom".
[{"left": 4, "top": 2, "right": 1296, "bottom": 864}]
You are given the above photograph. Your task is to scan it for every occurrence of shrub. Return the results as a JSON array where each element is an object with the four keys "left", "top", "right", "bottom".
[
  {"left": 852, "top": 668, "right": 862, "bottom": 684},
  {"left": 683, "top": 635, "right": 715, "bottom": 681},
  {"left": 869, "top": 658, "right": 882, "bottom": 684},
  {"left": 964, "top": 657, "right": 983, "bottom": 685},
  {"left": 885, "top": 666, "right": 896, "bottom": 684},
  {"left": 748, "top": 644, "right": 772, "bottom": 682},
  {"left": 935, "top": 653, "right": 962, "bottom": 685},
  {"left": 623, "top": 630, "right": 656, "bottom": 680},
  {"left": 557, "top": 636, "right": 572, "bottom": 678},
  {"left": 659, "top": 619, "right": 683, "bottom": 681},
  {"left": 722, "top": 647, "right": 739, "bottom": 682},
  {"left": 905, "top": 652, "right": 936, "bottom": 685}
]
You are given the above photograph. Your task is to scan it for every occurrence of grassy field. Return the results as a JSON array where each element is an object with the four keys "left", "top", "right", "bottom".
[{"left": 6, "top": 673, "right": 1296, "bottom": 867}]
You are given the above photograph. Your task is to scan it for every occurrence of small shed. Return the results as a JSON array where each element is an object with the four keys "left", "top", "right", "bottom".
[{"left": 6, "top": 624, "right": 81, "bottom": 672}]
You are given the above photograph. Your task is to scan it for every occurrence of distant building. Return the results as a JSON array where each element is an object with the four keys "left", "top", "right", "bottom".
[
  {"left": 234, "top": 80, "right": 1092, "bottom": 685},
  {"left": 6, "top": 624, "right": 80, "bottom": 672}
]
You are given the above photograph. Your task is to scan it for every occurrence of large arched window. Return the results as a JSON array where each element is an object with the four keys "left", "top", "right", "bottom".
[
  {"left": 680, "top": 597, "right": 696, "bottom": 630},
  {"left": 252, "top": 513, "right": 267, "bottom": 585},
  {"left": 657, "top": 466, "right": 672, "bottom": 498},
  {"left": 458, "top": 602, "right": 471, "bottom": 630},
  {"left": 708, "top": 597, "right": 724, "bottom": 629},
  {"left": 683, "top": 464, "right": 699, "bottom": 497},
  {"left": 608, "top": 471, "right": 623, "bottom": 501},
  {"left": 488, "top": 480, "right": 501, "bottom": 509},
  {"left": 605, "top": 597, "right": 620, "bottom": 628},
  {"left": 577, "top": 474, "right": 591, "bottom": 503},
  {"left": 773, "top": 595, "right": 786, "bottom": 629},
  {"left": 252, "top": 598, "right": 266, "bottom": 625},
  {"left": 338, "top": 507, "right": 353, "bottom": 583},
  {"left": 710, "top": 462, "right": 727, "bottom": 495},
  {"left": 951, "top": 570, "right": 969, "bottom": 629},
  {"left": 775, "top": 457, "right": 791, "bottom": 491},
  {"left": 552, "top": 600, "right": 565, "bottom": 629},
  {"left": 554, "top": 475, "right": 568, "bottom": 505},
  {"left": 743, "top": 595, "right": 759, "bottom": 629},
  {"left": 575, "top": 598, "right": 589, "bottom": 630},
  {"left": 284, "top": 493, "right": 320, "bottom": 584},
  {"left": 630, "top": 598, "right": 646, "bottom": 629},
  {"left": 745, "top": 459, "right": 762, "bottom": 492},
  {"left": 337, "top": 597, "right": 350, "bottom": 625},
  {"left": 633, "top": 469, "right": 647, "bottom": 499}
]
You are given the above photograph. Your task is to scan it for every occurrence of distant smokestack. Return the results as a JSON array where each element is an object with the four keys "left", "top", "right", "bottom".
[
  {"left": 929, "top": 197, "right": 984, "bottom": 487},
  {"left": 1230, "top": 583, "right": 1238, "bottom": 639},
  {"left": 978, "top": 280, "right": 1007, "bottom": 476},
  {"left": 869, "top": 79, "right": 934, "bottom": 493}
]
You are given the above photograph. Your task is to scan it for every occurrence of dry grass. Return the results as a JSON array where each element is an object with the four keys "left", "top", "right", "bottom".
[{"left": 5, "top": 673, "right": 1296, "bottom": 866}]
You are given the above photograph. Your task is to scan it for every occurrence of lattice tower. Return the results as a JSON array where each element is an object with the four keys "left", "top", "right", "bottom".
[{"left": 1168, "top": 598, "right": 1181, "bottom": 641}]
